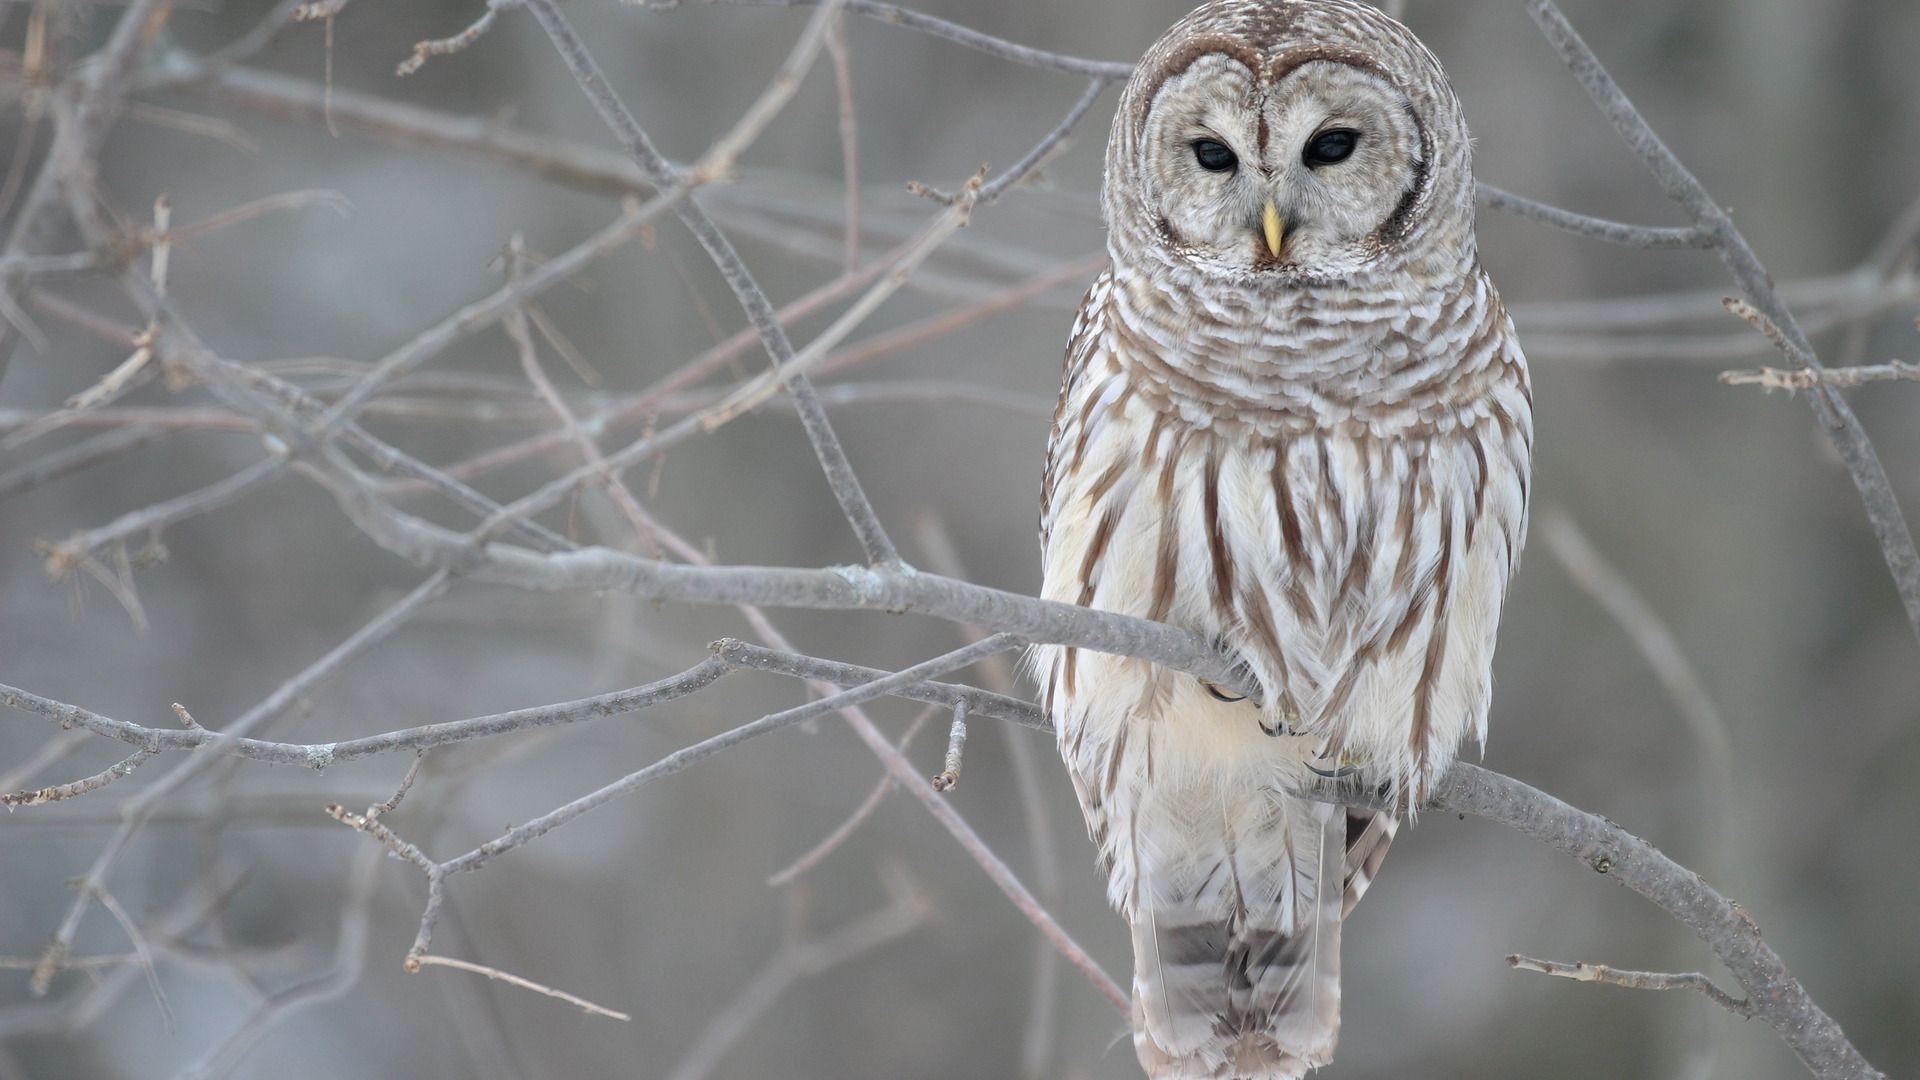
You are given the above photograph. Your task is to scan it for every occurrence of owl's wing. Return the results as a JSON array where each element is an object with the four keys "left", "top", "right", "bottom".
[{"left": 1040, "top": 267, "right": 1114, "bottom": 550}]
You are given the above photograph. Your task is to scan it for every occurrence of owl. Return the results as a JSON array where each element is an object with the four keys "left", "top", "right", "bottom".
[{"left": 1036, "top": 2, "right": 1532, "bottom": 1076}]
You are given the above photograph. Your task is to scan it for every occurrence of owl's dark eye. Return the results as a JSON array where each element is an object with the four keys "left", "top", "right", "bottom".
[
  {"left": 1190, "top": 139, "right": 1238, "bottom": 173},
  {"left": 1303, "top": 128, "right": 1360, "bottom": 167}
]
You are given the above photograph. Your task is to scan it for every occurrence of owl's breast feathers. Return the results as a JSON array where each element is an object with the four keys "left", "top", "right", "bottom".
[{"left": 1040, "top": 263, "right": 1531, "bottom": 803}]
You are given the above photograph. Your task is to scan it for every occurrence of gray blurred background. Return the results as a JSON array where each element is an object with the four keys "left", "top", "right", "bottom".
[{"left": 2, "top": 0, "right": 1917, "bottom": 1077}]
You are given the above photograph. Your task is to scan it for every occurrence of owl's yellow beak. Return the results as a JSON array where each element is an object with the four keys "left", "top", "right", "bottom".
[{"left": 1260, "top": 201, "right": 1286, "bottom": 258}]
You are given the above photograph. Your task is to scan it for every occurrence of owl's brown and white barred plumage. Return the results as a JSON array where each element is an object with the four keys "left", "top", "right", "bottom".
[{"left": 1036, "top": 2, "right": 1531, "bottom": 1076}]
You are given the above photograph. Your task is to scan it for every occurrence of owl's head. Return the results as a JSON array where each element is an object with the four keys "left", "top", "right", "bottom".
[{"left": 1105, "top": 0, "right": 1476, "bottom": 286}]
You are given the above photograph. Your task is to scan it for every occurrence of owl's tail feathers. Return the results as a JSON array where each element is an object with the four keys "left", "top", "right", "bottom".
[
  {"left": 1341, "top": 809, "right": 1398, "bottom": 918},
  {"left": 1128, "top": 799, "right": 1346, "bottom": 1080}
]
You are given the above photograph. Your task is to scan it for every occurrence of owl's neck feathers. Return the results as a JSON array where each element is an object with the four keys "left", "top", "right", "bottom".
[{"left": 1100, "top": 242, "right": 1513, "bottom": 441}]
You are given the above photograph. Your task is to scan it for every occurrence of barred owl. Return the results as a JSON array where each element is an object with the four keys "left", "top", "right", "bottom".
[{"left": 1036, "top": 2, "right": 1532, "bottom": 1076}]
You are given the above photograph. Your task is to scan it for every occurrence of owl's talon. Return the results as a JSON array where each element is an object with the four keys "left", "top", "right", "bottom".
[{"left": 1203, "top": 681, "right": 1248, "bottom": 704}]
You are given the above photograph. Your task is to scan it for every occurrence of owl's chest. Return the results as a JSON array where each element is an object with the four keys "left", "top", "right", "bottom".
[
  {"left": 1041, "top": 346, "right": 1528, "bottom": 764},
  {"left": 1044, "top": 356, "right": 1404, "bottom": 641}
]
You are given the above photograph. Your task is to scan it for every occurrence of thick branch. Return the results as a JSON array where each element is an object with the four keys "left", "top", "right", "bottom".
[
  {"left": 1417, "top": 768, "right": 1877, "bottom": 1079},
  {"left": 296, "top": 465, "right": 1252, "bottom": 692},
  {"left": 4, "top": 637, "right": 1876, "bottom": 1073}
]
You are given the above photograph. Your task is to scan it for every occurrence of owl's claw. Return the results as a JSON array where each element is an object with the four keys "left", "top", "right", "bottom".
[
  {"left": 1307, "top": 746, "right": 1361, "bottom": 779},
  {"left": 1202, "top": 681, "right": 1248, "bottom": 704},
  {"left": 1257, "top": 708, "right": 1303, "bottom": 739}
]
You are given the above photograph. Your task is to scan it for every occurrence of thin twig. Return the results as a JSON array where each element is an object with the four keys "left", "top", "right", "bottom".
[
  {"left": 396, "top": 7, "right": 499, "bottom": 77},
  {"left": 369, "top": 753, "right": 428, "bottom": 820},
  {"left": 930, "top": 700, "right": 967, "bottom": 792},
  {"left": 764, "top": 706, "right": 937, "bottom": 887},
  {"left": 697, "top": 174, "right": 982, "bottom": 426},
  {"left": 0, "top": 0, "right": 170, "bottom": 384},
  {"left": 1720, "top": 360, "right": 1920, "bottom": 391},
  {"left": 695, "top": 0, "right": 1133, "bottom": 79},
  {"left": 1477, "top": 182, "right": 1709, "bottom": 249},
  {"left": 825, "top": 10, "right": 860, "bottom": 270},
  {"left": 1507, "top": 954, "right": 1755, "bottom": 1019},
  {"left": 911, "top": 78, "right": 1111, "bottom": 205},
  {"left": 501, "top": 235, "right": 666, "bottom": 547},
  {"left": 23, "top": 571, "right": 455, "bottom": 998},
  {"left": 381, "top": 252, "right": 1094, "bottom": 499},
  {"left": 326, "top": 803, "right": 437, "bottom": 873},
  {"left": 665, "top": 868, "right": 928, "bottom": 1080},
  {"left": 685, "top": 0, "right": 848, "bottom": 184},
  {"left": 309, "top": 195, "right": 678, "bottom": 441},
  {"left": 1540, "top": 508, "right": 1737, "bottom": 1075},
  {"left": 91, "top": 885, "right": 175, "bottom": 1033},
  {"left": 0, "top": 658, "right": 730, "bottom": 769},
  {"left": 912, "top": 515, "right": 1062, "bottom": 1079},
  {"left": 175, "top": 845, "right": 382, "bottom": 1079},
  {"left": 408, "top": 954, "right": 630, "bottom": 1022},
  {"left": 431, "top": 635, "right": 1024, "bottom": 879},
  {"left": 1541, "top": 510, "right": 1732, "bottom": 809},
  {"left": 2, "top": 748, "right": 156, "bottom": 807}
]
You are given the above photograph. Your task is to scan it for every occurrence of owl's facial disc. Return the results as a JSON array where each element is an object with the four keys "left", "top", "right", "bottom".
[{"left": 1139, "top": 54, "right": 1426, "bottom": 283}]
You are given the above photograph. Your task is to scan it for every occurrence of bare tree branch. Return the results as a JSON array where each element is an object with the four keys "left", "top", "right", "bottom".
[
  {"left": 5, "top": 635, "right": 1880, "bottom": 1075},
  {"left": 20, "top": 571, "right": 455, "bottom": 999},
  {"left": 0, "top": 0, "right": 171, "bottom": 383},
  {"left": 1414, "top": 768, "right": 1877, "bottom": 1080},
  {"left": 514, "top": 0, "right": 903, "bottom": 566},
  {"left": 1526, "top": 0, "right": 1920, "bottom": 648}
]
